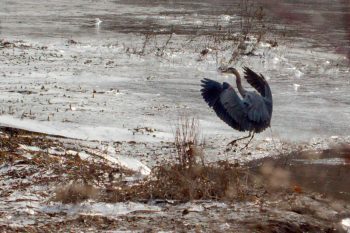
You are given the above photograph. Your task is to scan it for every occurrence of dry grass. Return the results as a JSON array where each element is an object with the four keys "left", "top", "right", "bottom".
[
  {"left": 0, "top": 125, "right": 292, "bottom": 205},
  {"left": 0, "top": 125, "right": 293, "bottom": 205},
  {"left": 227, "top": 0, "right": 270, "bottom": 63},
  {"left": 150, "top": 161, "right": 252, "bottom": 201},
  {"left": 120, "top": 1, "right": 275, "bottom": 66},
  {"left": 107, "top": 161, "right": 254, "bottom": 202},
  {"left": 0, "top": 124, "right": 257, "bottom": 204},
  {"left": 174, "top": 117, "right": 203, "bottom": 168},
  {"left": 194, "top": 0, "right": 275, "bottom": 65},
  {"left": 1, "top": 128, "right": 349, "bottom": 232},
  {"left": 0, "top": 127, "right": 134, "bottom": 203},
  {"left": 53, "top": 183, "right": 99, "bottom": 204},
  {"left": 125, "top": 29, "right": 174, "bottom": 57},
  {"left": 105, "top": 117, "right": 256, "bottom": 202},
  {"left": 239, "top": 0, "right": 267, "bottom": 41}
]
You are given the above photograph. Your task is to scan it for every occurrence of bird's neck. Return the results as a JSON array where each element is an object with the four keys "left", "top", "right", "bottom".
[{"left": 233, "top": 70, "right": 246, "bottom": 97}]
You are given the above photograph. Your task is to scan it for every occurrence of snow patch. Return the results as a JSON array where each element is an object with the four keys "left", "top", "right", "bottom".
[
  {"left": 342, "top": 218, "right": 350, "bottom": 232},
  {"left": 42, "top": 202, "right": 161, "bottom": 217},
  {"left": 0, "top": 115, "right": 168, "bottom": 142},
  {"left": 19, "top": 145, "right": 42, "bottom": 152}
]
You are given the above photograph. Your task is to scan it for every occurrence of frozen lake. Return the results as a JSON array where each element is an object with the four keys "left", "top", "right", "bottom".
[{"left": 0, "top": 0, "right": 349, "bottom": 144}]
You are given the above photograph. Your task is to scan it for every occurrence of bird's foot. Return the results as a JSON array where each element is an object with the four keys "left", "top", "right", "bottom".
[
  {"left": 225, "top": 140, "right": 238, "bottom": 152},
  {"left": 227, "top": 140, "right": 238, "bottom": 147},
  {"left": 226, "top": 144, "right": 249, "bottom": 152},
  {"left": 239, "top": 144, "right": 249, "bottom": 151},
  {"left": 225, "top": 147, "right": 237, "bottom": 152}
]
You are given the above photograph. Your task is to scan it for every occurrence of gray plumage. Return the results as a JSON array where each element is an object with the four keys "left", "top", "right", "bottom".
[{"left": 201, "top": 67, "right": 273, "bottom": 137}]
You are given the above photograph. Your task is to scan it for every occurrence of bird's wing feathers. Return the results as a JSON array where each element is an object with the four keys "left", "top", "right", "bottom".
[
  {"left": 243, "top": 67, "right": 272, "bottom": 98},
  {"left": 243, "top": 92, "right": 270, "bottom": 124},
  {"left": 200, "top": 78, "right": 222, "bottom": 107},
  {"left": 220, "top": 85, "right": 270, "bottom": 127},
  {"left": 219, "top": 85, "right": 247, "bottom": 123},
  {"left": 243, "top": 67, "right": 273, "bottom": 116},
  {"left": 201, "top": 79, "right": 246, "bottom": 131},
  {"left": 212, "top": 98, "right": 246, "bottom": 131},
  {"left": 220, "top": 87, "right": 270, "bottom": 128}
]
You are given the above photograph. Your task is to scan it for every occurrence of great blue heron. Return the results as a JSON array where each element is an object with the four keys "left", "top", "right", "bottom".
[{"left": 200, "top": 67, "right": 273, "bottom": 148}]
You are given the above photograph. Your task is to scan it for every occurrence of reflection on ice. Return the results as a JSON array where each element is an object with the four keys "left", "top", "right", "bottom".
[
  {"left": 293, "top": 83, "right": 300, "bottom": 91},
  {"left": 95, "top": 18, "right": 102, "bottom": 27}
]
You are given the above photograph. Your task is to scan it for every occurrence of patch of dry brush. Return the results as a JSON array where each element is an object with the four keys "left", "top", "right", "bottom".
[
  {"left": 106, "top": 117, "right": 257, "bottom": 202},
  {"left": 107, "top": 162, "right": 255, "bottom": 203},
  {"left": 53, "top": 183, "right": 99, "bottom": 204}
]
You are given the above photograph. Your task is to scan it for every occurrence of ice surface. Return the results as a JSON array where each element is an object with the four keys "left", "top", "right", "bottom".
[
  {"left": 0, "top": 0, "right": 349, "bottom": 172},
  {"left": 0, "top": 35, "right": 348, "bottom": 144},
  {"left": 0, "top": 115, "right": 168, "bottom": 142},
  {"left": 42, "top": 201, "right": 161, "bottom": 217},
  {"left": 0, "top": 0, "right": 349, "bottom": 145}
]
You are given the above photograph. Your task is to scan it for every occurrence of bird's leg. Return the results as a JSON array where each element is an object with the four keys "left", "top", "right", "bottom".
[
  {"left": 240, "top": 131, "right": 255, "bottom": 151},
  {"left": 227, "top": 131, "right": 251, "bottom": 147}
]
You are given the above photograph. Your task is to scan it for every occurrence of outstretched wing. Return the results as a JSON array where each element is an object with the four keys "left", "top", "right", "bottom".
[
  {"left": 201, "top": 79, "right": 249, "bottom": 132},
  {"left": 243, "top": 67, "right": 271, "bottom": 98},
  {"left": 243, "top": 67, "right": 273, "bottom": 115}
]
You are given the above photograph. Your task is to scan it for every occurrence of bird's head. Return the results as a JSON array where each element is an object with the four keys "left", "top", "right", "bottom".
[{"left": 218, "top": 66, "right": 239, "bottom": 76}]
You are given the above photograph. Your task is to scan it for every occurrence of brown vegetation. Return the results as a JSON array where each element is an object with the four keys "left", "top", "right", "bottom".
[
  {"left": 105, "top": 117, "right": 257, "bottom": 202},
  {"left": 1, "top": 126, "right": 349, "bottom": 232},
  {"left": 174, "top": 117, "right": 203, "bottom": 168},
  {"left": 107, "top": 161, "right": 254, "bottom": 202},
  {"left": 0, "top": 126, "right": 133, "bottom": 202},
  {"left": 53, "top": 183, "right": 99, "bottom": 204}
]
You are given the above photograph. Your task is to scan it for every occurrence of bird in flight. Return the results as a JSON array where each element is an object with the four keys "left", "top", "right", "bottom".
[{"left": 200, "top": 67, "right": 273, "bottom": 149}]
